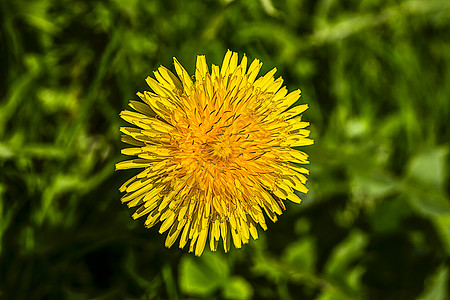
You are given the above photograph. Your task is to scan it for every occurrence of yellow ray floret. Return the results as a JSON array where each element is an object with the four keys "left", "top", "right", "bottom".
[{"left": 116, "top": 50, "right": 314, "bottom": 256}]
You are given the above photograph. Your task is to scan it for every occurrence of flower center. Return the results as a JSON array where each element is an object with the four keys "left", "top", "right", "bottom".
[{"left": 210, "top": 136, "right": 232, "bottom": 159}]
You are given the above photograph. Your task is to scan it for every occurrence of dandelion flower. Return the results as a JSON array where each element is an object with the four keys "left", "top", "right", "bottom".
[{"left": 116, "top": 50, "right": 313, "bottom": 256}]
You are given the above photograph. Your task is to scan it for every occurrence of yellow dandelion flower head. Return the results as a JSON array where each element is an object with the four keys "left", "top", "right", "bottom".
[{"left": 116, "top": 50, "right": 314, "bottom": 256}]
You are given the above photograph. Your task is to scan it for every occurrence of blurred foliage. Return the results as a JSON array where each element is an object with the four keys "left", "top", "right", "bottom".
[{"left": 1, "top": 0, "right": 449, "bottom": 299}]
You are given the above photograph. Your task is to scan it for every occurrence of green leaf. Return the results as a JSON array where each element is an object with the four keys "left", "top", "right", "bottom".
[
  {"left": 432, "top": 215, "right": 450, "bottom": 255},
  {"left": 351, "top": 172, "right": 397, "bottom": 204},
  {"left": 407, "top": 191, "right": 450, "bottom": 217},
  {"left": 369, "top": 196, "right": 413, "bottom": 233},
  {"left": 222, "top": 276, "right": 253, "bottom": 300},
  {"left": 0, "top": 143, "right": 14, "bottom": 159},
  {"left": 405, "top": 147, "right": 450, "bottom": 216},
  {"left": 162, "top": 264, "right": 178, "bottom": 300},
  {"left": 324, "top": 230, "right": 368, "bottom": 278},
  {"left": 179, "top": 252, "right": 229, "bottom": 296},
  {"left": 407, "top": 147, "right": 448, "bottom": 189},
  {"left": 315, "top": 288, "right": 351, "bottom": 300},
  {"left": 417, "top": 265, "right": 448, "bottom": 300},
  {"left": 294, "top": 218, "right": 311, "bottom": 235},
  {"left": 282, "top": 237, "right": 316, "bottom": 271}
]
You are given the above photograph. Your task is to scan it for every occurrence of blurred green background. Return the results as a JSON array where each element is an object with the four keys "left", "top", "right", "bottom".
[{"left": 1, "top": 0, "right": 449, "bottom": 299}]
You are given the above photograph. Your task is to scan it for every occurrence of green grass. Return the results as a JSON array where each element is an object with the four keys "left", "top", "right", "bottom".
[{"left": 1, "top": 0, "right": 449, "bottom": 299}]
